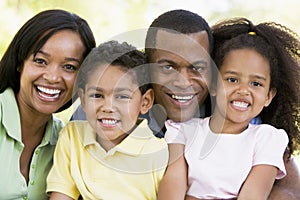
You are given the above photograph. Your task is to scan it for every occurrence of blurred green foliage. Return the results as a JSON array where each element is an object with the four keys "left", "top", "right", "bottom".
[{"left": 1, "top": 0, "right": 300, "bottom": 58}]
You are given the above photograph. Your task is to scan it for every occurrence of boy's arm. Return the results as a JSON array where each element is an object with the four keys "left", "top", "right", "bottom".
[
  {"left": 158, "top": 144, "right": 188, "bottom": 200},
  {"left": 50, "top": 192, "right": 74, "bottom": 200},
  {"left": 238, "top": 165, "right": 277, "bottom": 200},
  {"left": 268, "top": 154, "right": 300, "bottom": 200}
]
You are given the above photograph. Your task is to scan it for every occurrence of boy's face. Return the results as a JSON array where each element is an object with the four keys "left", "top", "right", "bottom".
[{"left": 79, "top": 65, "right": 153, "bottom": 149}]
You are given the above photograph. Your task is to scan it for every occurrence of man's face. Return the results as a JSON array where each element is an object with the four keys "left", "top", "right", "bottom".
[{"left": 149, "top": 30, "right": 212, "bottom": 122}]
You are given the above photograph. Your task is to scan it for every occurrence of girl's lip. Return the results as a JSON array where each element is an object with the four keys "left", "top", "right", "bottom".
[{"left": 230, "top": 100, "right": 250, "bottom": 111}]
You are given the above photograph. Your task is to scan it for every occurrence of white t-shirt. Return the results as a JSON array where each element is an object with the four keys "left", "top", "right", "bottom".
[{"left": 165, "top": 117, "right": 288, "bottom": 199}]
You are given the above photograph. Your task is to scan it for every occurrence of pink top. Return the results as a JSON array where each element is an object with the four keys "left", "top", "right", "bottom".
[{"left": 165, "top": 117, "right": 288, "bottom": 199}]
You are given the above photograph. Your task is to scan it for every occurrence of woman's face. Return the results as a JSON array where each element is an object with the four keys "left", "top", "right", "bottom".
[{"left": 17, "top": 29, "right": 85, "bottom": 115}]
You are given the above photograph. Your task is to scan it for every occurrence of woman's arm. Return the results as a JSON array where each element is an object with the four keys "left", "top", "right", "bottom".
[
  {"left": 238, "top": 165, "right": 277, "bottom": 200},
  {"left": 158, "top": 144, "right": 188, "bottom": 200},
  {"left": 49, "top": 192, "right": 74, "bottom": 200},
  {"left": 268, "top": 154, "right": 300, "bottom": 200}
]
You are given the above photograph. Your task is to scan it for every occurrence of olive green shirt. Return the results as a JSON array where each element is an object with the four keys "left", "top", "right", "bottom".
[{"left": 0, "top": 88, "right": 64, "bottom": 200}]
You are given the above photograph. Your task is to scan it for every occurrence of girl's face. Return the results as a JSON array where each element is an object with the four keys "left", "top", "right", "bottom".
[
  {"left": 79, "top": 65, "right": 153, "bottom": 151},
  {"left": 213, "top": 48, "right": 276, "bottom": 131},
  {"left": 17, "top": 30, "right": 85, "bottom": 115}
]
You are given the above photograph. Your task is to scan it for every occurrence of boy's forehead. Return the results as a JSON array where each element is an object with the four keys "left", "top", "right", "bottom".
[{"left": 89, "top": 65, "right": 136, "bottom": 84}]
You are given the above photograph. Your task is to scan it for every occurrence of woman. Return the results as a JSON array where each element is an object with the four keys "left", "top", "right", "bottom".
[{"left": 0, "top": 9, "right": 95, "bottom": 199}]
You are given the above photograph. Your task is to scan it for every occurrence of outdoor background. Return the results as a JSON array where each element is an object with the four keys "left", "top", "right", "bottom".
[{"left": 1, "top": 0, "right": 300, "bottom": 165}]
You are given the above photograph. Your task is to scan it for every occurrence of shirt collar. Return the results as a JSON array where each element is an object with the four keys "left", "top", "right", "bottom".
[
  {"left": 1, "top": 88, "right": 57, "bottom": 146},
  {"left": 84, "top": 119, "right": 154, "bottom": 156}
]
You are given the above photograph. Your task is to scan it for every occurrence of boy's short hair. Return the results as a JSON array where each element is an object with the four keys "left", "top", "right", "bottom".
[{"left": 76, "top": 40, "right": 150, "bottom": 94}]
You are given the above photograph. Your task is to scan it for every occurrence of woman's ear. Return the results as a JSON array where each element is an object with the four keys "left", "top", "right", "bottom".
[
  {"left": 140, "top": 88, "right": 154, "bottom": 115},
  {"left": 264, "top": 87, "right": 277, "bottom": 107}
]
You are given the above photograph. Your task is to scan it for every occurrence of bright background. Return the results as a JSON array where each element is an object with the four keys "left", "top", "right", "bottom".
[{"left": 1, "top": 0, "right": 300, "bottom": 165}]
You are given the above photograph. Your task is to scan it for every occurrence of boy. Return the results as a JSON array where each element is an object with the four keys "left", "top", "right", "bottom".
[{"left": 47, "top": 40, "right": 168, "bottom": 200}]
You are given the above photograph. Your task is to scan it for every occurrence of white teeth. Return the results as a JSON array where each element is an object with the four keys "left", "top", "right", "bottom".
[
  {"left": 232, "top": 101, "right": 249, "bottom": 108},
  {"left": 39, "top": 92, "right": 59, "bottom": 99},
  {"left": 37, "top": 86, "right": 61, "bottom": 95},
  {"left": 171, "top": 94, "right": 194, "bottom": 102},
  {"left": 102, "top": 119, "right": 117, "bottom": 125}
]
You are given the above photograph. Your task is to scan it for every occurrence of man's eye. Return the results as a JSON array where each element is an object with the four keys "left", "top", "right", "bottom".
[
  {"left": 192, "top": 65, "right": 207, "bottom": 73},
  {"left": 34, "top": 58, "right": 47, "bottom": 65},
  {"left": 162, "top": 65, "right": 174, "bottom": 71}
]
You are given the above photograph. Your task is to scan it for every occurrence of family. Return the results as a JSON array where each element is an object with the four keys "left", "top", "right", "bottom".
[{"left": 0, "top": 8, "right": 299, "bottom": 200}]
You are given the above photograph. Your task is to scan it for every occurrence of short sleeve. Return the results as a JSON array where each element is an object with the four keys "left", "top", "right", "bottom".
[
  {"left": 253, "top": 125, "right": 289, "bottom": 179},
  {"left": 46, "top": 125, "right": 80, "bottom": 199},
  {"left": 164, "top": 120, "right": 186, "bottom": 144}
]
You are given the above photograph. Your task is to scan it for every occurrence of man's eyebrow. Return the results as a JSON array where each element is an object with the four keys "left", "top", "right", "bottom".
[
  {"left": 156, "top": 59, "right": 176, "bottom": 65},
  {"left": 192, "top": 60, "right": 208, "bottom": 66}
]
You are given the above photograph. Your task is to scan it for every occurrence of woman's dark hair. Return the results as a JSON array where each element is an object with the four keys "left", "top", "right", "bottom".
[
  {"left": 0, "top": 9, "right": 96, "bottom": 111},
  {"left": 212, "top": 18, "right": 300, "bottom": 156}
]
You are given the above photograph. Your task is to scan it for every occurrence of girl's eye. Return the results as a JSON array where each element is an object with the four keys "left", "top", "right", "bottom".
[
  {"left": 226, "top": 77, "right": 238, "bottom": 83},
  {"left": 251, "top": 81, "right": 263, "bottom": 87},
  {"left": 34, "top": 58, "right": 47, "bottom": 65}
]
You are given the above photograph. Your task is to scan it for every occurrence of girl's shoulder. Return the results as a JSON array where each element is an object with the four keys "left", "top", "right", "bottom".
[{"left": 249, "top": 123, "right": 289, "bottom": 143}]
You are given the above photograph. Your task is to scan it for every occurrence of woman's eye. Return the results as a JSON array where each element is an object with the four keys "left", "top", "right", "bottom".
[
  {"left": 64, "top": 64, "right": 77, "bottom": 71},
  {"left": 34, "top": 58, "right": 47, "bottom": 65}
]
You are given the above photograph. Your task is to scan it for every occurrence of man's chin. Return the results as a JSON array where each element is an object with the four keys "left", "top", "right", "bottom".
[{"left": 167, "top": 111, "right": 196, "bottom": 122}]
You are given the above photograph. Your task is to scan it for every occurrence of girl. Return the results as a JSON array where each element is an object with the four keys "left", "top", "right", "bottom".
[{"left": 158, "top": 18, "right": 300, "bottom": 200}]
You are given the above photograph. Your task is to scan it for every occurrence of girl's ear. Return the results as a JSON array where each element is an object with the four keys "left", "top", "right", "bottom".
[
  {"left": 78, "top": 88, "right": 86, "bottom": 112},
  {"left": 264, "top": 87, "right": 277, "bottom": 107},
  {"left": 140, "top": 88, "right": 154, "bottom": 115}
]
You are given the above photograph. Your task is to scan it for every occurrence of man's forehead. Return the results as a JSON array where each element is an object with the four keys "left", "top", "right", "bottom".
[
  {"left": 155, "top": 29, "right": 209, "bottom": 53},
  {"left": 153, "top": 29, "right": 210, "bottom": 62}
]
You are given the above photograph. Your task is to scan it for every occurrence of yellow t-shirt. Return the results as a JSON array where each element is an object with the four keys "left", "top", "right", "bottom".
[{"left": 47, "top": 120, "right": 168, "bottom": 200}]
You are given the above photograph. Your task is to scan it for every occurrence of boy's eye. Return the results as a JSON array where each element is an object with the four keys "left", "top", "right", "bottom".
[
  {"left": 116, "top": 94, "right": 130, "bottom": 99},
  {"left": 89, "top": 93, "right": 103, "bottom": 98},
  {"left": 34, "top": 58, "right": 47, "bottom": 65}
]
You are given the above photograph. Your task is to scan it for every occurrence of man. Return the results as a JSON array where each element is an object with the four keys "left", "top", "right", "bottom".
[{"left": 145, "top": 9, "right": 300, "bottom": 200}]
